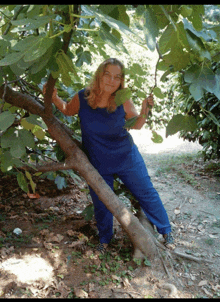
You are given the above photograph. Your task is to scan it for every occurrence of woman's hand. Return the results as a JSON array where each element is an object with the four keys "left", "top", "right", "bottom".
[{"left": 142, "top": 94, "right": 154, "bottom": 114}]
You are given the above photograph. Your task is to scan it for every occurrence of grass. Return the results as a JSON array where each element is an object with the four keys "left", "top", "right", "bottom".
[{"left": 149, "top": 152, "right": 203, "bottom": 187}]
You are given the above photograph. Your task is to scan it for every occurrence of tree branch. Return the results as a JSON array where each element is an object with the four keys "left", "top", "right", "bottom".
[{"left": 22, "top": 161, "right": 74, "bottom": 173}]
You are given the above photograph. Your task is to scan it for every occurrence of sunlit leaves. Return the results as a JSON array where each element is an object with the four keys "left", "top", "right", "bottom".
[
  {"left": 151, "top": 130, "right": 163, "bottom": 143},
  {"left": 0, "top": 36, "right": 54, "bottom": 67},
  {"left": 184, "top": 64, "right": 220, "bottom": 101},
  {"left": 185, "top": 29, "right": 211, "bottom": 60},
  {"left": 166, "top": 114, "right": 198, "bottom": 138},
  {"left": 142, "top": 6, "right": 159, "bottom": 51},
  {"left": 52, "top": 50, "right": 80, "bottom": 86},
  {"left": 153, "top": 87, "right": 165, "bottom": 99},
  {"left": 75, "top": 48, "right": 92, "bottom": 67},
  {"left": 114, "top": 88, "right": 132, "bottom": 106},
  {"left": 10, "top": 15, "right": 55, "bottom": 32}
]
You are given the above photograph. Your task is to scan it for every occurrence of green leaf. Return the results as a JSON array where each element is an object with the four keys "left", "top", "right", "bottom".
[
  {"left": 180, "top": 5, "right": 193, "bottom": 18},
  {"left": 31, "top": 125, "right": 45, "bottom": 140},
  {"left": 129, "top": 63, "right": 145, "bottom": 76},
  {"left": 158, "top": 24, "right": 177, "bottom": 55},
  {"left": 30, "top": 45, "right": 53, "bottom": 74},
  {"left": 143, "top": 6, "right": 159, "bottom": 51},
  {"left": 26, "top": 114, "right": 47, "bottom": 129},
  {"left": 11, "top": 15, "right": 54, "bottom": 31},
  {"left": 17, "top": 171, "right": 29, "bottom": 193},
  {"left": 185, "top": 64, "right": 219, "bottom": 101},
  {"left": 153, "top": 87, "right": 165, "bottom": 99},
  {"left": 151, "top": 130, "right": 163, "bottom": 143},
  {"left": 190, "top": 5, "right": 204, "bottom": 31},
  {"left": 166, "top": 114, "right": 197, "bottom": 138},
  {"left": 0, "top": 51, "right": 24, "bottom": 66},
  {"left": 25, "top": 171, "right": 36, "bottom": 193},
  {"left": 10, "top": 138, "right": 26, "bottom": 158},
  {"left": 0, "top": 111, "right": 15, "bottom": 131},
  {"left": 124, "top": 116, "right": 138, "bottom": 129},
  {"left": 23, "top": 37, "right": 53, "bottom": 62},
  {"left": 55, "top": 51, "right": 74, "bottom": 86},
  {"left": 207, "top": 111, "right": 220, "bottom": 127},
  {"left": 19, "top": 129, "right": 35, "bottom": 149},
  {"left": 75, "top": 50, "right": 92, "bottom": 67},
  {"left": 0, "top": 127, "right": 16, "bottom": 148},
  {"left": 0, "top": 151, "right": 13, "bottom": 172},
  {"left": 20, "top": 118, "right": 35, "bottom": 130},
  {"left": 12, "top": 36, "right": 41, "bottom": 51},
  {"left": 83, "top": 5, "right": 143, "bottom": 45},
  {"left": 99, "top": 26, "right": 128, "bottom": 54},
  {"left": 185, "top": 29, "right": 211, "bottom": 60},
  {"left": 189, "top": 82, "right": 204, "bottom": 101},
  {"left": 54, "top": 175, "right": 67, "bottom": 190},
  {"left": 82, "top": 204, "right": 94, "bottom": 221},
  {"left": 114, "top": 88, "right": 132, "bottom": 106},
  {"left": 162, "top": 45, "right": 190, "bottom": 71},
  {"left": 184, "top": 64, "right": 199, "bottom": 83}
]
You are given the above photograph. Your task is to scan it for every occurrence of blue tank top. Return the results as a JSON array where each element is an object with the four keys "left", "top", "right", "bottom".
[{"left": 78, "top": 88, "right": 134, "bottom": 174}]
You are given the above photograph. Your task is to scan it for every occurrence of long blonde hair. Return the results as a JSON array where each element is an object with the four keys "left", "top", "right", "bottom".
[{"left": 85, "top": 58, "right": 125, "bottom": 113}]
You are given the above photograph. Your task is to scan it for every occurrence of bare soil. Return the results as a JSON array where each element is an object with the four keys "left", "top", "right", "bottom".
[{"left": 0, "top": 128, "right": 220, "bottom": 298}]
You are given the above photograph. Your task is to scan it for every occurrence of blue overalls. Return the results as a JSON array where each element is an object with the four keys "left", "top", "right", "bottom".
[{"left": 78, "top": 89, "right": 171, "bottom": 244}]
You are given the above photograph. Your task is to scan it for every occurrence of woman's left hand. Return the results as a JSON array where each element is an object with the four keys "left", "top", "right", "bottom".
[{"left": 142, "top": 94, "right": 154, "bottom": 113}]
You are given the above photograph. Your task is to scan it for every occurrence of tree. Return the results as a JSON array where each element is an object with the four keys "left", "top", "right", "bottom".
[{"left": 0, "top": 4, "right": 219, "bottom": 266}]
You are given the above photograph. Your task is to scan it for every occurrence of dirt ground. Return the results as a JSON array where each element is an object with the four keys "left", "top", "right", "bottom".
[{"left": 0, "top": 128, "right": 220, "bottom": 298}]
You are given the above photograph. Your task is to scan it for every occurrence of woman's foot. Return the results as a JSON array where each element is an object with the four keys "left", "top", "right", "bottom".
[
  {"left": 95, "top": 243, "right": 108, "bottom": 255},
  {"left": 163, "top": 232, "right": 175, "bottom": 250}
]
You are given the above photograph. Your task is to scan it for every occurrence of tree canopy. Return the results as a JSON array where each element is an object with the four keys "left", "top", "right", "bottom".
[{"left": 0, "top": 4, "right": 220, "bottom": 192}]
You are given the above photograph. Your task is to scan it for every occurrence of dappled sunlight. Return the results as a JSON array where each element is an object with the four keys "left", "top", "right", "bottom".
[{"left": 1, "top": 254, "right": 54, "bottom": 284}]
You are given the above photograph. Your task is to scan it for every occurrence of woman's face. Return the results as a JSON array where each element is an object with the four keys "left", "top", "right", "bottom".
[{"left": 100, "top": 64, "right": 122, "bottom": 95}]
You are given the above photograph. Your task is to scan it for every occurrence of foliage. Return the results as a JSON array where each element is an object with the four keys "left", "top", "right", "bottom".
[
  {"left": 174, "top": 62, "right": 220, "bottom": 160},
  {"left": 0, "top": 4, "right": 220, "bottom": 193}
]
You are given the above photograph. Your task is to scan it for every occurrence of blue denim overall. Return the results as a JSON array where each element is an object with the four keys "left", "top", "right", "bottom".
[{"left": 78, "top": 89, "right": 171, "bottom": 244}]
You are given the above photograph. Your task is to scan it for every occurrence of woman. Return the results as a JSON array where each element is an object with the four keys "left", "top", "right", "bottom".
[{"left": 45, "top": 58, "right": 174, "bottom": 254}]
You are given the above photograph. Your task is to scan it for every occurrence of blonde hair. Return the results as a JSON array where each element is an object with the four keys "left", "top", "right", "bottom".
[{"left": 85, "top": 58, "right": 125, "bottom": 113}]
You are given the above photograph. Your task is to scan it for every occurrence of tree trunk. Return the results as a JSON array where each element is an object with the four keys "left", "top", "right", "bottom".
[{"left": 0, "top": 85, "right": 159, "bottom": 261}]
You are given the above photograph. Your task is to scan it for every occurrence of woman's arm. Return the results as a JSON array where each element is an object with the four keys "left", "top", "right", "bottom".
[
  {"left": 123, "top": 95, "right": 154, "bottom": 130},
  {"left": 43, "top": 85, "right": 79, "bottom": 116}
]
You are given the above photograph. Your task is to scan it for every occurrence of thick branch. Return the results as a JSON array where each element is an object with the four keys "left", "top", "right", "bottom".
[
  {"left": 22, "top": 161, "right": 73, "bottom": 173},
  {"left": 43, "top": 74, "right": 56, "bottom": 117},
  {"left": 0, "top": 85, "right": 44, "bottom": 116},
  {"left": 0, "top": 85, "right": 82, "bottom": 150}
]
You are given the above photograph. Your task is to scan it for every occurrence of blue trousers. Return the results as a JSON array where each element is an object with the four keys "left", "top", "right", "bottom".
[{"left": 89, "top": 145, "right": 171, "bottom": 244}]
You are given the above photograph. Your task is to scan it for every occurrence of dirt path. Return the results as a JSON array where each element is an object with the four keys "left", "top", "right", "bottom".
[
  {"left": 0, "top": 128, "right": 220, "bottom": 298},
  {"left": 131, "top": 128, "right": 220, "bottom": 294}
]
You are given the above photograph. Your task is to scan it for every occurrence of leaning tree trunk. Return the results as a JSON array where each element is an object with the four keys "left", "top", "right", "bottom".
[{"left": 0, "top": 84, "right": 159, "bottom": 261}]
